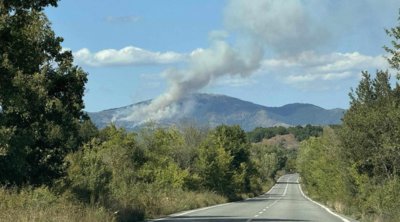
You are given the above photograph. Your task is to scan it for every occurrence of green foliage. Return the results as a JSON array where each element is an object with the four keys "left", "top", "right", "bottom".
[
  {"left": 297, "top": 128, "right": 349, "bottom": 204},
  {"left": 195, "top": 125, "right": 260, "bottom": 200},
  {"left": 67, "top": 126, "right": 143, "bottom": 204},
  {"left": 213, "top": 125, "right": 251, "bottom": 169},
  {"left": 0, "top": 186, "right": 115, "bottom": 222},
  {"left": 250, "top": 144, "right": 278, "bottom": 181},
  {"left": 2, "top": 0, "right": 59, "bottom": 11},
  {"left": 339, "top": 70, "right": 400, "bottom": 221},
  {"left": 197, "top": 138, "right": 234, "bottom": 197},
  {"left": 247, "top": 126, "right": 288, "bottom": 142},
  {"left": 61, "top": 123, "right": 287, "bottom": 219},
  {"left": 64, "top": 125, "right": 230, "bottom": 220},
  {"left": 298, "top": 14, "right": 400, "bottom": 220},
  {"left": 384, "top": 12, "right": 400, "bottom": 77},
  {"left": 0, "top": 0, "right": 89, "bottom": 185},
  {"left": 299, "top": 73, "right": 400, "bottom": 221},
  {"left": 66, "top": 140, "right": 112, "bottom": 205},
  {"left": 342, "top": 71, "right": 400, "bottom": 180},
  {"left": 288, "top": 124, "right": 323, "bottom": 141},
  {"left": 251, "top": 142, "right": 296, "bottom": 180},
  {"left": 247, "top": 125, "right": 323, "bottom": 143}
]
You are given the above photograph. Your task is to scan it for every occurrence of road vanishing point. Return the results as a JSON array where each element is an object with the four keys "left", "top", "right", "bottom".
[{"left": 152, "top": 174, "right": 356, "bottom": 222}]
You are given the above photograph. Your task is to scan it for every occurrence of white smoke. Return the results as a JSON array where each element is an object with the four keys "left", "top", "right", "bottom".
[
  {"left": 120, "top": 0, "right": 327, "bottom": 124},
  {"left": 224, "top": 0, "right": 327, "bottom": 54},
  {"left": 122, "top": 39, "right": 263, "bottom": 123}
]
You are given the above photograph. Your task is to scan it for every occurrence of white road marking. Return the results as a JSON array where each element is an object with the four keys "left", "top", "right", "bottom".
[
  {"left": 282, "top": 180, "right": 289, "bottom": 196},
  {"left": 265, "top": 185, "right": 276, "bottom": 194},
  {"left": 268, "top": 200, "right": 279, "bottom": 208},
  {"left": 297, "top": 177, "right": 351, "bottom": 222},
  {"left": 153, "top": 175, "right": 295, "bottom": 221}
]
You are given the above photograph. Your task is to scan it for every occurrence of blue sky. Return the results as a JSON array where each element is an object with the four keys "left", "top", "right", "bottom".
[{"left": 46, "top": 0, "right": 400, "bottom": 112}]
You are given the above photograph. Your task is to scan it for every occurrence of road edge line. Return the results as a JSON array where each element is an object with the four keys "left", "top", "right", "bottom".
[{"left": 297, "top": 178, "right": 351, "bottom": 222}]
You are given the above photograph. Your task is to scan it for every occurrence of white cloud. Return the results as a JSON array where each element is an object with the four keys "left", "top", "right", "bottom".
[
  {"left": 261, "top": 51, "right": 388, "bottom": 90},
  {"left": 73, "top": 46, "right": 187, "bottom": 67}
]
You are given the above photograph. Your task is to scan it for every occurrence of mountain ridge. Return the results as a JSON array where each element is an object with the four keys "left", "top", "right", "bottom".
[{"left": 88, "top": 93, "right": 345, "bottom": 131}]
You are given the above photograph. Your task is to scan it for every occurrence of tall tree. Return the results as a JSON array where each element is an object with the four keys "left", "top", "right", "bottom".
[
  {"left": 384, "top": 13, "right": 400, "bottom": 78},
  {"left": 341, "top": 70, "right": 400, "bottom": 180},
  {"left": 0, "top": 0, "right": 88, "bottom": 185},
  {"left": 340, "top": 10, "right": 400, "bottom": 180},
  {"left": 196, "top": 125, "right": 255, "bottom": 199}
]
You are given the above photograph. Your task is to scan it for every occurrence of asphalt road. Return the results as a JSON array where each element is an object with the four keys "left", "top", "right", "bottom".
[{"left": 152, "top": 174, "right": 356, "bottom": 222}]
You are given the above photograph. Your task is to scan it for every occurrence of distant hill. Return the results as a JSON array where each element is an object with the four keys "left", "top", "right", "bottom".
[{"left": 88, "top": 93, "right": 345, "bottom": 131}]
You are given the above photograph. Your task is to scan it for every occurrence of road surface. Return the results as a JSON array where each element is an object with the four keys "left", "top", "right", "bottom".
[{"left": 152, "top": 174, "right": 355, "bottom": 222}]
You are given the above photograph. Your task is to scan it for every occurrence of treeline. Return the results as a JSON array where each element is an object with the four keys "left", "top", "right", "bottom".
[
  {"left": 1, "top": 119, "right": 293, "bottom": 221},
  {"left": 297, "top": 17, "right": 400, "bottom": 222},
  {"left": 247, "top": 125, "right": 323, "bottom": 143},
  {"left": 61, "top": 124, "right": 294, "bottom": 220}
]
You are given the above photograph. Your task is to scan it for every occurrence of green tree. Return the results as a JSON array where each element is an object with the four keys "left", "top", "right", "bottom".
[
  {"left": 196, "top": 125, "right": 257, "bottom": 199},
  {"left": 213, "top": 125, "right": 250, "bottom": 169},
  {"left": 296, "top": 11, "right": 400, "bottom": 221},
  {"left": 297, "top": 128, "right": 349, "bottom": 204},
  {"left": 341, "top": 71, "right": 400, "bottom": 180},
  {"left": 0, "top": 0, "right": 88, "bottom": 185},
  {"left": 197, "top": 134, "right": 234, "bottom": 197},
  {"left": 384, "top": 13, "right": 400, "bottom": 77},
  {"left": 339, "top": 70, "right": 400, "bottom": 220},
  {"left": 250, "top": 144, "right": 278, "bottom": 182},
  {"left": 136, "top": 126, "right": 189, "bottom": 190},
  {"left": 66, "top": 126, "right": 148, "bottom": 201}
]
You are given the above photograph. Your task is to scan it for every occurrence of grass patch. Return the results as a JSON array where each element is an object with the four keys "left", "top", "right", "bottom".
[
  {"left": 0, "top": 187, "right": 115, "bottom": 222},
  {"left": 109, "top": 184, "right": 228, "bottom": 220},
  {"left": 0, "top": 185, "right": 227, "bottom": 222}
]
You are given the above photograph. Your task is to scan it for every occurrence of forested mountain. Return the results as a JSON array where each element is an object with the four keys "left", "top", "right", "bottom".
[{"left": 89, "top": 93, "right": 344, "bottom": 131}]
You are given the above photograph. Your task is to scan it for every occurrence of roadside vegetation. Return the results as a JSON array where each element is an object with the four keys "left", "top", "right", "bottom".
[
  {"left": 0, "top": 121, "right": 294, "bottom": 221},
  {"left": 297, "top": 14, "right": 400, "bottom": 222}
]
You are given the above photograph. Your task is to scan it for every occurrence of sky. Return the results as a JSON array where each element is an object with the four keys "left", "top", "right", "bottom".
[{"left": 45, "top": 0, "right": 400, "bottom": 112}]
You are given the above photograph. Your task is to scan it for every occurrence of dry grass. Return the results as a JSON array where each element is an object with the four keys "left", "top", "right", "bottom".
[
  {"left": 0, "top": 186, "right": 227, "bottom": 222},
  {"left": 0, "top": 187, "right": 115, "bottom": 222},
  {"left": 116, "top": 185, "right": 228, "bottom": 220}
]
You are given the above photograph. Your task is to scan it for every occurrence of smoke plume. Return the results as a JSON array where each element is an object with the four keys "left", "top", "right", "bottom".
[{"left": 121, "top": 0, "right": 326, "bottom": 124}]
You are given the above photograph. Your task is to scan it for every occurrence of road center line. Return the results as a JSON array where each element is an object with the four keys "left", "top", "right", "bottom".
[
  {"left": 154, "top": 175, "right": 295, "bottom": 221},
  {"left": 260, "top": 174, "right": 293, "bottom": 215},
  {"left": 282, "top": 180, "right": 289, "bottom": 196}
]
